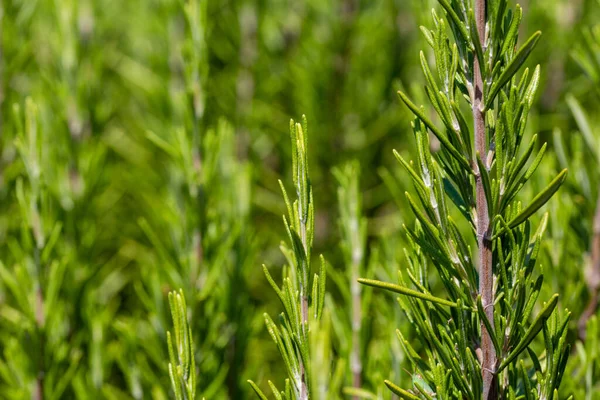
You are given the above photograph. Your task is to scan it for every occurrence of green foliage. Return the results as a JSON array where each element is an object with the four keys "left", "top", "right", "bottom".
[
  {"left": 0, "top": 0, "right": 599, "bottom": 399},
  {"left": 167, "top": 290, "right": 197, "bottom": 400},
  {"left": 546, "top": 7, "right": 600, "bottom": 392},
  {"left": 248, "top": 118, "right": 327, "bottom": 399},
  {"left": 0, "top": 99, "right": 83, "bottom": 399},
  {"left": 333, "top": 162, "right": 368, "bottom": 394},
  {"left": 361, "top": 0, "right": 572, "bottom": 397}
]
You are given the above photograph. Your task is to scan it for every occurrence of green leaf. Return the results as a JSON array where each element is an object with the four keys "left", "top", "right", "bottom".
[
  {"left": 420, "top": 51, "right": 440, "bottom": 94},
  {"left": 498, "top": 294, "right": 559, "bottom": 372},
  {"left": 523, "top": 142, "right": 547, "bottom": 180},
  {"left": 524, "top": 65, "right": 541, "bottom": 106},
  {"left": 145, "top": 130, "right": 177, "bottom": 157},
  {"left": 268, "top": 381, "right": 283, "bottom": 400},
  {"left": 384, "top": 380, "right": 421, "bottom": 399},
  {"left": 248, "top": 380, "right": 269, "bottom": 400},
  {"left": 393, "top": 150, "right": 428, "bottom": 197},
  {"left": 420, "top": 26, "right": 435, "bottom": 48},
  {"left": 566, "top": 94, "right": 598, "bottom": 163},
  {"left": 477, "top": 154, "right": 494, "bottom": 218},
  {"left": 468, "top": 8, "right": 485, "bottom": 76},
  {"left": 477, "top": 296, "right": 502, "bottom": 356},
  {"left": 507, "top": 134, "right": 537, "bottom": 187},
  {"left": 507, "top": 169, "right": 568, "bottom": 229},
  {"left": 318, "top": 255, "right": 326, "bottom": 319},
  {"left": 486, "top": 31, "right": 542, "bottom": 108},
  {"left": 278, "top": 180, "right": 294, "bottom": 225},
  {"left": 499, "top": 5, "right": 523, "bottom": 58},
  {"left": 451, "top": 99, "right": 472, "bottom": 157},
  {"left": 357, "top": 278, "right": 457, "bottom": 307},
  {"left": 519, "top": 360, "right": 533, "bottom": 400},
  {"left": 397, "top": 91, "right": 470, "bottom": 170},
  {"left": 436, "top": 0, "right": 471, "bottom": 47},
  {"left": 342, "top": 387, "right": 377, "bottom": 399}
]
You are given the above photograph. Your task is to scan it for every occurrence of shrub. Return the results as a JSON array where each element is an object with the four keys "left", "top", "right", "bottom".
[{"left": 1, "top": 0, "right": 599, "bottom": 399}]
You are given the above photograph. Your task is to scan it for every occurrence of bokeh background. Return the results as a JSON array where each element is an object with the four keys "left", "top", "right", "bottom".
[{"left": 1, "top": 0, "right": 600, "bottom": 398}]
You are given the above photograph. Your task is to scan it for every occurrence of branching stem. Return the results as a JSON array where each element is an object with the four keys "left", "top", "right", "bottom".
[
  {"left": 473, "top": 0, "right": 497, "bottom": 398},
  {"left": 579, "top": 187, "right": 600, "bottom": 338},
  {"left": 299, "top": 217, "right": 309, "bottom": 400},
  {"left": 351, "top": 250, "right": 362, "bottom": 395},
  {"left": 34, "top": 248, "right": 45, "bottom": 400}
]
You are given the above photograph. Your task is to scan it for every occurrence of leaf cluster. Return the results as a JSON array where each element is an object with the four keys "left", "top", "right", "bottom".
[
  {"left": 249, "top": 118, "right": 327, "bottom": 400},
  {"left": 363, "top": 1, "right": 571, "bottom": 397}
]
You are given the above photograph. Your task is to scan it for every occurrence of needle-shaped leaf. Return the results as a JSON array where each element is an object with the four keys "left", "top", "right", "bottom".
[
  {"left": 436, "top": 0, "right": 471, "bottom": 47},
  {"left": 318, "top": 255, "right": 326, "bottom": 319},
  {"left": 342, "top": 387, "right": 378, "bottom": 399},
  {"left": 498, "top": 294, "right": 559, "bottom": 372},
  {"left": 420, "top": 51, "right": 440, "bottom": 94},
  {"left": 477, "top": 154, "right": 494, "bottom": 218},
  {"left": 507, "top": 169, "right": 567, "bottom": 229},
  {"left": 524, "top": 65, "right": 541, "bottom": 106},
  {"left": 468, "top": 8, "right": 485, "bottom": 77},
  {"left": 393, "top": 150, "right": 428, "bottom": 196},
  {"left": 499, "top": 5, "right": 523, "bottom": 57},
  {"left": 397, "top": 91, "right": 470, "bottom": 169},
  {"left": 491, "top": 0, "right": 508, "bottom": 43},
  {"left": 477, "top": 296, "right": 502, "bottom": 356},
  {"left": 420, "top": 26, "right": 435, "bottom": 48},
  {"left": 247, "top": 381, "right": 269, "bottom": 400},
  {"left": 268, "top": 381, "right": 283, "bottom": 400},
  {"left": 384, "top": 380, "right": 421, "bottom": 400},
  {"left": 451, "top": 99, "right": 472, "bottom": 157},
  {"left": 566, "top": 94, "right": 598, "bottom": 163},
  {"left": 507, "top": 133, "right": 537, "bottom": 185},
  {"left": 486, "top": 31, "right": 542, "bottom": 108},
  {"left": 523, "top": 142, "right": 547, "bottom": 180},
  {"left": 519, "top": 360, "right": 534, "bottom": 400},
  {"left": 357, "top": 278, "right": 457, "bottom": 307}
]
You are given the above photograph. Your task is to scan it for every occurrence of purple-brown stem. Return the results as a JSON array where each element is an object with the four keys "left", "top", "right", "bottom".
[
  {"left": 35, "top": 281, "right": 45, "bottom": 400},
  {"left": 299, "top": 294, "right": 308, "bottom": 400},
  {"left": 351, "top": 248, "right": 363, "bottom": 397},
  {"left": 473, "top": 0, "right": 497, "bottom": 398},
  {"left": 579, "top": 188, "right": 600, "bottom": 338},
  {"left": 299, "top": 221, "right": 309, "bottom": 400}
]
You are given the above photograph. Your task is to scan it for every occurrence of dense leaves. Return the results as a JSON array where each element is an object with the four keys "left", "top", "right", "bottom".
[
  {"left": 360, "top": 0, "right": 575, "bottom": 398},
  {"left": 0, "top": 0, "right": 599, "bottom": 399}
]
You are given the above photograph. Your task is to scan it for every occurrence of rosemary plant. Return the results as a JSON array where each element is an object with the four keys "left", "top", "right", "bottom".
[
  {"left": 548, "top": 13, "right": 600, "bottom": 394},
  {"left": 332, "top": 162, "right": 368, "bottom": 396},
  {"left": 565, "top": 94, "right": 600, "bottom": 338},
  {"left": 0, "top": 2, "right": 127, "bottom": 396},
  {"left": 248, "top": 117, "right": 326, "bottom": 400},
  {"left": 118, "top": 0, "right": 255, "bottom": 396},
  {"left": 567, "top": 14, "right": 600, "bottom": 336},
  {"left": 4, "top": 0, "right": 600, "bottom": 398},
  {"left": 360, "top": 0, "right": 571, "bottom": 397},
  {"left": 167, "top": 289, "right": 198, "bottom": 400},
  {"left": 0, "top": 100, "right": 82, "bottom": 399}
]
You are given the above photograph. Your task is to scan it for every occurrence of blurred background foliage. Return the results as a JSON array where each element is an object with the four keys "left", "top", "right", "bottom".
[{"left": 0, "top": 0, "right": 599, "bottom": 398}]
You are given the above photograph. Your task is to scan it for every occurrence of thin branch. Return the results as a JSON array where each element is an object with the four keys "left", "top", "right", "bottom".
[
  {"left": 579, "top": 187, "right": 600, "bottom": 339},
  {"left": 473, "top": 0, "right": 497, "bottom": 398},
  {"left": 299, "top": 202, "right": 309, "bottom": 400},
  {"left": 34, "top": 247, "right": 45, "bottom": 400},
  {"left": 351, "top": 243, "right": 363, "bottom": 396}
]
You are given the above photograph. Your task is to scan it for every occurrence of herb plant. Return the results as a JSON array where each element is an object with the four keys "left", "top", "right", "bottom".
[
  {"left": 548, "top": 9, "right": 600, "bottom": 394},
  {"left": 167, "top": 290, "right": 197, "bottom": 400},
  {"left": 0, "top": 100, "right": 82, "bottom": 399},
  {"left": 332, "top": 162, "right": 368, "bottom": 398},
  {"left": 128, "top": 0, "right": 256, "bottom": 394},
  {"left": 2, "top": 0, "right": 600, "bottom": 398},
  {"left": 248, "top": 117, "right": 327, "bottom": 399},
  {"left": 359, "top": 0, "right": 571, "bottom": 397}
]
